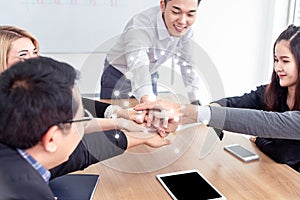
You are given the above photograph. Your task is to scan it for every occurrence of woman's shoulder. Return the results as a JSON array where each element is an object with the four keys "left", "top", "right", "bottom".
[
  {"left": 253, "top": 84, "right": 268, "bottom": 94},
  {"left": 256, "top": 84, "right": 268, "bottom": 90}
]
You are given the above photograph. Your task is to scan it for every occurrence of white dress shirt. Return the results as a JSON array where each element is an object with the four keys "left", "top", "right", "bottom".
[{"left": 107, "top": 6, "right": 202, "bottom": 102}]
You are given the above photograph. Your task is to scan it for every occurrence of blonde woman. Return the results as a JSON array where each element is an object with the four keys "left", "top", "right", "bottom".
[
  {"left": 0, "top": 25, "right": 160, "bottom": 133},
  {"left": 0, "top": 25, "right": 39, "bottom": 72}
]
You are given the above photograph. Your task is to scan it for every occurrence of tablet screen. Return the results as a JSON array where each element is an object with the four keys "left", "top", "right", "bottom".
[{"left": 156, "top": 170, "right": 226, "bottom": 200}]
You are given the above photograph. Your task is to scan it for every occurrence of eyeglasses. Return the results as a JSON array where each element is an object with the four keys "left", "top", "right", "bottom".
[{"left": 62, "top": 109, "right": 93, "bottom": 128}]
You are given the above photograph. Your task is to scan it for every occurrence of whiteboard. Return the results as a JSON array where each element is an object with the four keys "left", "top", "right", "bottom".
[{"left": 1, "top": 0, "right": 157, "bottom": 53}]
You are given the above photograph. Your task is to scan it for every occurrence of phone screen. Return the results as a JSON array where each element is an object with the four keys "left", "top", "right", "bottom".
[
  {"left": 226, "top": 145, "right": 256, "bottom": 157},
  {"left": 224, "top": 144, "right": 259, "bottom": 162}
]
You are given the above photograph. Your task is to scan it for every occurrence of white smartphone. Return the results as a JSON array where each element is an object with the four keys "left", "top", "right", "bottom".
[
  {"left": 156, "top": 169, "right": 226, "bottom": 200},
  {"left": 224, "top": 144, "right": 259, "bottom": 162}
]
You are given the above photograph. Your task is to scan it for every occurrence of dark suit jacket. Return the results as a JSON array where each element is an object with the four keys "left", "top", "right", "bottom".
[
  {"left": 214, "top": 85, "right": 300, "bottom": 172},
  {"left": 82, "top": 97, "right": 110, "bottom": 118},
  {"left": 0, "top": 130, "right": 127, "bottom": 199}
]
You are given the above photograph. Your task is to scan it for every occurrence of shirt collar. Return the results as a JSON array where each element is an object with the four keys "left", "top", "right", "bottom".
[
  {"left": 17, "top": 148, "right": 51, "bottom": 183},
  {"left": 156, "top": 9, "right": 170, "bottom": 40}
]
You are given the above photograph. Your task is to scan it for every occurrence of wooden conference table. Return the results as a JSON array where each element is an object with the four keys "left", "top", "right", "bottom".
[{"left": 77, "top": 99, "right": 300, "bottom": 200}]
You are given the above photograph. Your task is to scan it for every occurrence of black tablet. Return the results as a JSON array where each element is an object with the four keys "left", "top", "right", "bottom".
[
  {"left": 156, "top": 169, "right": 226, "bottom": 200},
  {"left": 49, "top": 174, "right": 99, "bottom": 200}
]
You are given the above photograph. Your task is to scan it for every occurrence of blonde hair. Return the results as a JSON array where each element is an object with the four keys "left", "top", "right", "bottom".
[{"left": 0, "top": 25, "right": 39, "bottom": 73}]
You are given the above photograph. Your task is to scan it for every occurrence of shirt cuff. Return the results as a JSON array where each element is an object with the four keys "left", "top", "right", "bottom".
[
  {"left": 134, "top": 86, "right": 156, "bottom": 102},
  {"left": 104, "top": 105, "right": 122, "bottom": 118},
  {"left": 197, "top": 106, "right": 211, "bottom": 125}
]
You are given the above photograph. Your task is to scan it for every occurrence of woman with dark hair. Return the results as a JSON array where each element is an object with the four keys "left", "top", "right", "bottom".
[
  {"left": 135, "top": 25, "right": 300, "bottom": 172},
  {"left": 212, "top": 25, "right": 300, "bottom": 172}
]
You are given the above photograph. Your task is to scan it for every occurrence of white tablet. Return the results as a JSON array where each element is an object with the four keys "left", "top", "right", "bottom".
[{"left": 156, "top": 169, "right": 226, "bottom": 200}]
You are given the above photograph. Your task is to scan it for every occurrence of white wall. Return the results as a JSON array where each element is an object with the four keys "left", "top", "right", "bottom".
[
  {"left": 194, "top": 0, "right": 289, "bottom": 97},
  {"left": 42, "top": 53, "right": 105, "bottom": 98},
  {"left": 44, "top": 0, "right": 290, "bottom": 101}
]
